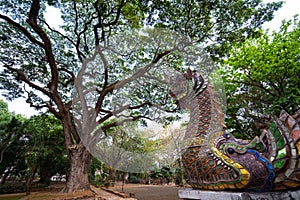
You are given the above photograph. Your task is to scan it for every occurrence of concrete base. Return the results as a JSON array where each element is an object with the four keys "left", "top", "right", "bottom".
[{"left": 178, "top": 188, "right": 300, "bottom": 200}]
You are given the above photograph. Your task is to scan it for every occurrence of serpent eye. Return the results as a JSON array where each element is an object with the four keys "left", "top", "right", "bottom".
[
  {"left": 223, "top": 133, "right": 230, "bottom": 139},
  {"left": 227, "top": 148, "right": 235, "bottom": 155}
]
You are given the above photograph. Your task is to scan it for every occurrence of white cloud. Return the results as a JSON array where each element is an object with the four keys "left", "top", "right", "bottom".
[
  {"left": 0, "top": 96, "right": 39, "bottom": 117},
  {"left": 44, "top": 6, "right": 64, "bottom": 30},
  {"left": 263, "top": 0, "right": 300, "bottom": 31}
]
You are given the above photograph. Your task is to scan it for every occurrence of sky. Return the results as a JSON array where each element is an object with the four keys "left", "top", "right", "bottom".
[
  {"left": 1, "top": 0, "right": 300, "bottom": 117},
  {"left": 262, "top": 0, "right": 300, "bottom": 30}
]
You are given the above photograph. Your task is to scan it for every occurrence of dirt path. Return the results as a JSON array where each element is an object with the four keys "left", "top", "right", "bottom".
[
  {"left": 109, "top": 183, "right": 183, "bottom": 200},
  {"left": 0, "top": 183, "right": 183, "bottom": 200},
  {"left": 91, "top": 186, "right": 136, "bottom": 200}
]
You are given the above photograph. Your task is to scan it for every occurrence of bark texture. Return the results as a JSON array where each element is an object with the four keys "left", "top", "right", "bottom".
[{"left": 61, "top": 143, "right": 91, "bottom": 193}]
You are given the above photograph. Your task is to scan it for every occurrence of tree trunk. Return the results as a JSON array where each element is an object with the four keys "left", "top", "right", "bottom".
[
  {"left": 61, "top": 143, "right": 91, "bottom": 193},
  {"left": 0, "top": 168, "right": 11, "bottom": 184},
  {"left": 26, "top": 166, "right": 37, "bottom": 186},
  {"left": 39, "top": 166, "right": 50, "bottom": 186},
  {"left": 109, "top": 168, "right": 116, "bottom": 182},
  {"left": 176, "top": 158, "right": 184, "bottom": 187},
  {"left": 26, "top": 166, "right": 37, "bottom": 194}
]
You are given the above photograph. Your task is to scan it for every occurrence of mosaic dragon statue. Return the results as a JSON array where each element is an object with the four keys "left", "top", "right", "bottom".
[{"left": 170, "top": 69, "right": 300, "bottom": 192}]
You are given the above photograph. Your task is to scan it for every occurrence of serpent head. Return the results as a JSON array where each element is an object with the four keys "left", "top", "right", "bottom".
[{"left": 210, "top": 131, "right": 275, "bottom": 191}]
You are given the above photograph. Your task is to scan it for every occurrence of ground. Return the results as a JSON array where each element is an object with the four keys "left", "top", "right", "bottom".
[
  {"left": 110, "top": 182, "right": 182, "bottom": 200},
  {"left": 0, "top": 182, "right": 183, "bottom": 200}
]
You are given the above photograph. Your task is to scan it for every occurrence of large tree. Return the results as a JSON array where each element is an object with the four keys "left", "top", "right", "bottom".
[
  {"left": 0, "top": 0, "right": 282, "bottom": 192},
  {"left": 221, "top": 16, "right": 300, "bottom": 138}
]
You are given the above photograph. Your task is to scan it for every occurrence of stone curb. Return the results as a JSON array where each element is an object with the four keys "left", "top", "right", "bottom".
[{"left": 178, "top": 188, "right": 300, "bottom": 200}]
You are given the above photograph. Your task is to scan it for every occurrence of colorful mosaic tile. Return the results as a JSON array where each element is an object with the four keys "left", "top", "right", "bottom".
[{"left": 170, "top": 69, "right": 300, "bottom": 191}]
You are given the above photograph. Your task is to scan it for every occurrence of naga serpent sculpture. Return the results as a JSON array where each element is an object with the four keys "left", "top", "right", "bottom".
[{"left": 169, "top": 69, "right": 300, "bottom": 192}]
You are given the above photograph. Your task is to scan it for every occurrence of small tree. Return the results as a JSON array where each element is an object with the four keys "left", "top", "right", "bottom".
[
  {"left": 24, "top": 114, "right": 68, "bottom": 186},
  {"left": 0, "top": 100, "right": 27, "bottom": 184},
  {"left": 221, "top": 16, "right": 300, "bottom": 138}
]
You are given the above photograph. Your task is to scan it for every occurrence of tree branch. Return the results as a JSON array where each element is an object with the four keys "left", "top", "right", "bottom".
[
  {"left": 5, "top": 64, "right": 51, "bottom": 97},
  {"left": 39, "top": 17, "right": 77, "bottom": 50},
  {"left": 0, "top": 14, "right": 45, "bottom": 48},
  {"left": 243, "top": 72, "right": 276, "bottom": 96},
  {"left": 93, "top": 0, "right": 126, "bottom": 45},
  {"left": 104, "top": 0, "right": 125, "bottom": 27},
  {"left": 94, "top": 49, "right": 173, "bottom": 115},
  {"left": 26, "top": 0, "right": 59, "bottom": 94},
  {"left": 72, "top": 1, "right": 97, "bottom": 61},
  {"left": 101, "top": 115, "right": 152, "bottom": 132}
]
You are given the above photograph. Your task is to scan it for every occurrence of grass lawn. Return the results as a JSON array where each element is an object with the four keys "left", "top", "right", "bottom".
[{"left": 0, "top": 193, "right": 26, "bottom": 200}]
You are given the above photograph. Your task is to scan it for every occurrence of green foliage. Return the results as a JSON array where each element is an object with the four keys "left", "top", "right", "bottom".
[
  {"left": 0, "top": 99, "right": 10, "bottom": 121},
  {"left": 220, "top": 16, "right": 300, "bottom": 138},
  {"left": 127, "top": 175, "right": 140, "bottom": 183},
  {"left": 149, "top": 165, "right": 173, "bottom": 184},
  {"left": 89, "top": 157, "right": 106, "bottom": 185},
  {"left": 146, "top": 0, "right": 283, "bottom": 59},
  {"left": 0, "top": 111, "right": 27, "bottom": 184},
  {"left": 23, "top": 114, "right": 68, "bottom": 185},
  {"left": 94, "top": 121, "right": 161, "bottom": 173},
  {"left": 122, "top": 0, "right": 146, "bottom": 28},
  {"left": 0, "top": 103, "right": 68, "bottom": 186},
  {"left": 0, "top": 100, "right": 25, "bottom": 169}
]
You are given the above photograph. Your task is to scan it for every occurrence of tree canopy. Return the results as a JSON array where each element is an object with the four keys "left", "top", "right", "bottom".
[{"left": 221, "top": 16, "right": 300, "bottom": 138}]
